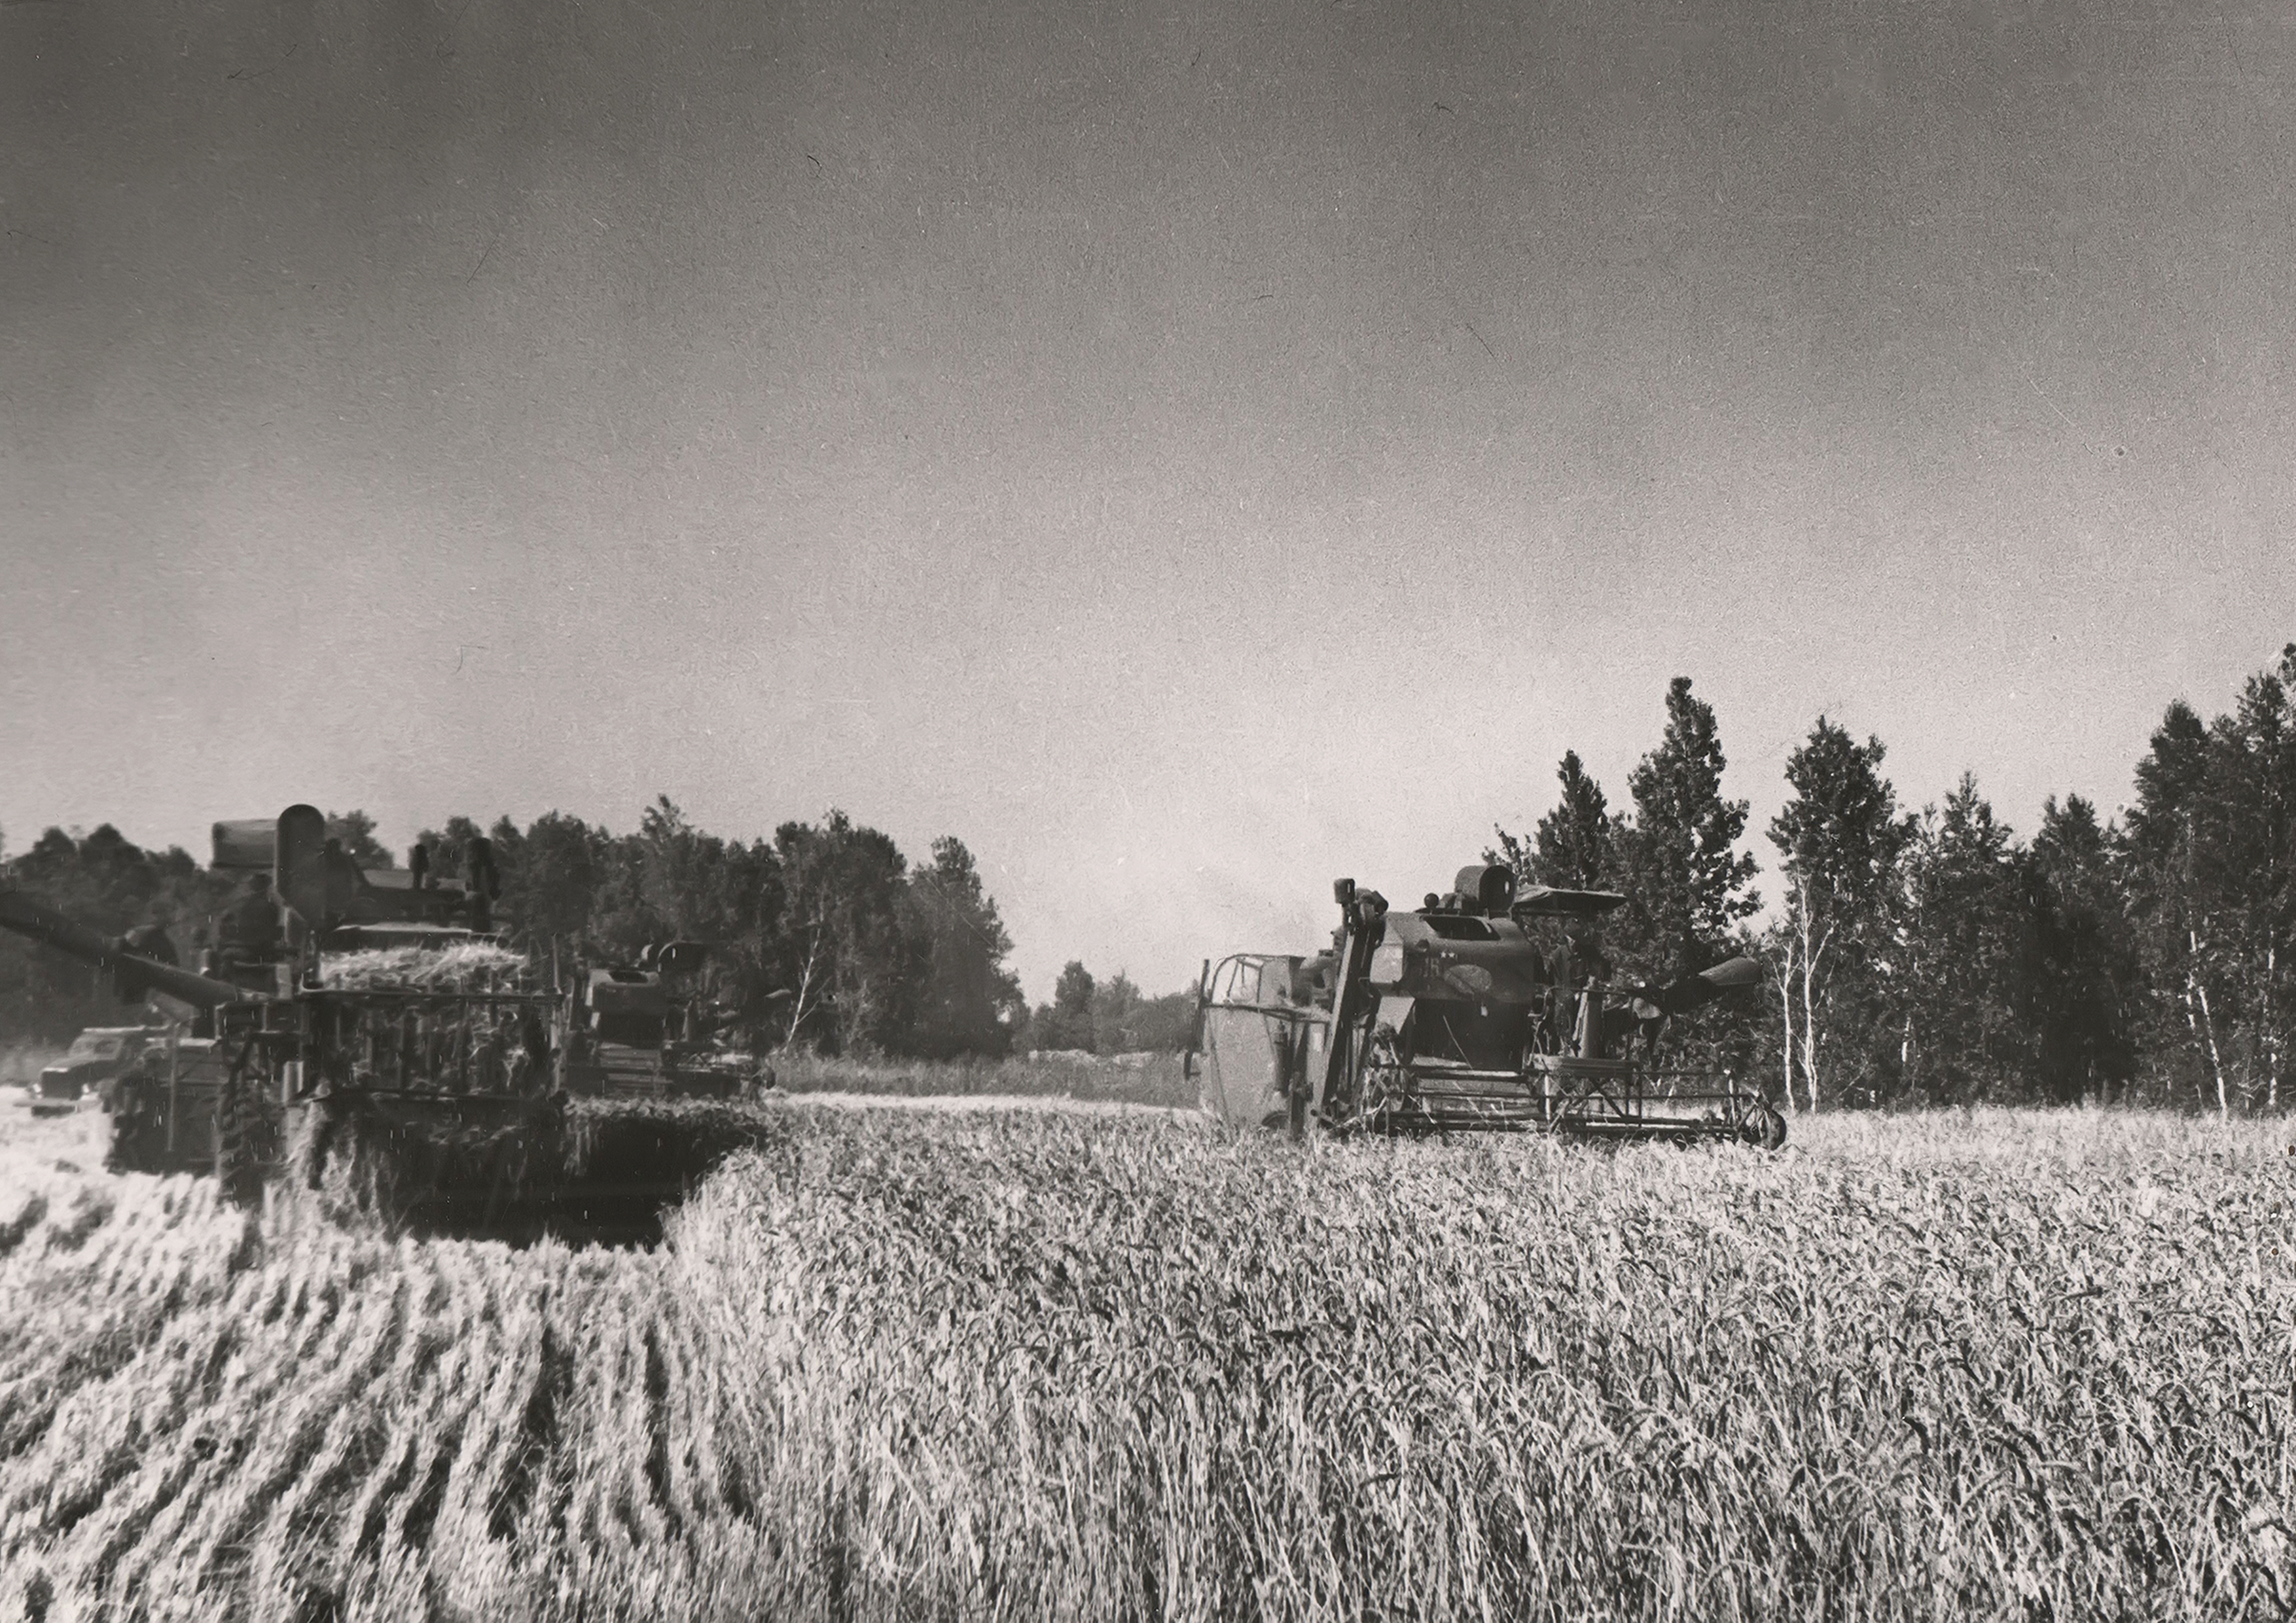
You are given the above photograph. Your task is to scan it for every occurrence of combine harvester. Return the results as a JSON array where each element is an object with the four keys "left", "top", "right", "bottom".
[
  {"left": 1189, "top": 862, "right": 1786, "bottom": 1147},
  {"left": 0, "top": 806, "right": 777, "bottom": 1238},
  {"left": 568, "top": 940, "right": 781, "bottom": 1099}
]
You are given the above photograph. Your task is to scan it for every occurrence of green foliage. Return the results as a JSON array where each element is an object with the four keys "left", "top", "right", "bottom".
[
  {"left": 493, "top": 810, "right": 606, "bottom": 948},
  {"left": 0, "top": 801, "right": 1032, "bottom": 1062},
  {"left": 2120, "top": 645, "right": 2296, "bottom": 1113},
  {"left": 906, "top": 838, "right": 1024, "bottom": 1059},
  {"left": 1897, "top": 775, "right": 2028, "bottom": 1105},
  {"left": 1499, "top": 749, "right": 1620, "bottom": 891},
  {"left": 773, "top": 810, "right": 920, "bottom": 1055},
  {"left": 1479, "top": 651, "right": 2296, "bottom": 1115},
  {"left": 1019, "top": 963, "right": 1196, "bottom": 1055},
  {"left": 1494, "top": 681, "right": 1761, "bottom": 976},
  {"left": 2024, "top": 795, "right": 2140, "bottom": 1106},
  {"left": 414, "top": 815, "right": 490, "bottom": 893},
  {"left": 323, "top": 810, "right": 394, "bottom": 868},
  {"left": 1768, "top": 718, "right": 1917, "bottom": 1111},
  {"left": 1771, "top": 721, "right": 1914, "bottom": 929},
  {"left": 1616, "top": 677, "right": 1762, "bottom": 982},
  {"left": 0, "top": 825, "right": 231, "bottom": 1041},
  {"left": 1033, "top": 960, "right": 1098, "bottom": 1052}
]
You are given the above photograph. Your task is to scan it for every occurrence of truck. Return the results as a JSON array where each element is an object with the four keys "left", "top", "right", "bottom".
[{"left": 32, "top": 1026, "right": 168, "bottom": 1112}]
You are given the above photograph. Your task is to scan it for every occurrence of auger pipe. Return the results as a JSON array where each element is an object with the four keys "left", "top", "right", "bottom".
[{"left": 0, "top": 888, "right": 253, "bottom": 1010}]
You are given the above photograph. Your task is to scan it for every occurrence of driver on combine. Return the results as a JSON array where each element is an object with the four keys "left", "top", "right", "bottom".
[{"left": 213, "top": 873, "right": 282, "bottom": 968}]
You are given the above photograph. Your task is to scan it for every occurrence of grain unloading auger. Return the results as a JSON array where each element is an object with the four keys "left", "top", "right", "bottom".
[{"left": 1187, "top": 862, "right": 1786, "bottom": 1148}]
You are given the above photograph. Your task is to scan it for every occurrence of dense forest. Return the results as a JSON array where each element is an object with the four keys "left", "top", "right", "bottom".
[
  {"left": 6, "top": 643, "right": 2289, "bottom": 1110},
  {"left": 1492, "top": 644, "right": 2295, "bottom": 1116},
  {"left": 0, "top": 802, "right": 1088, "bottom": 1058}
]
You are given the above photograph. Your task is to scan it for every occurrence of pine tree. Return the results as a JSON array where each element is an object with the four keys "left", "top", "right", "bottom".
[
  {"left": 1492, "top": 751, "right": 1618, "bottom": 899},
  {"left": 1616, "top": 677, "right": 1760, "bottom": 982},
  {"left": 2026, "top": 795, "right": 2138, "bottom": 1106},
  {"left": 2124, "top": 698, "right": 2221, "bottom": 1108},
  {"left": 1532, "top": 751, "right": 1619, "bottom": 890},
  {"left": 1899, "top": 775, "right": 2026, "bottom": 1105}
]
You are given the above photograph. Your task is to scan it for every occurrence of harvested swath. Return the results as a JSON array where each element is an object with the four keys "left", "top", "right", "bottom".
[
  {"left": 296, "top": 1094, "right": 791, "bottom": 1245},
  {"left": 316, "top": 942, "right": 529, "bottom": 991}
]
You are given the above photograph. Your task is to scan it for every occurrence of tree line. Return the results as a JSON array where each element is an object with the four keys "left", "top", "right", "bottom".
[
  {"left": 0, "top": 800, "right": 1047, "bottom": 1060},
  {"left": 1493, "top": 645, "right": 2296, "bottom": 1116},
  {"left": 1020, "top": 961, "right": 1197, "bottom": 1056}
]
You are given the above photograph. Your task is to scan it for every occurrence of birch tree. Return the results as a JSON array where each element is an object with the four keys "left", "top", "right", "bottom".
[
  {"left": 2125, "top": 652, "right": 2295, "bottom": 1115},
  {"left": 1768, "top": 719, "right": 1914, "bottom": 1113}
]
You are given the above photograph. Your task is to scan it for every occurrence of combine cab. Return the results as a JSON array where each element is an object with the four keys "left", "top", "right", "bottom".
[{"left": 1189, "top": 863, "right": 1785, "bottom": 1147}]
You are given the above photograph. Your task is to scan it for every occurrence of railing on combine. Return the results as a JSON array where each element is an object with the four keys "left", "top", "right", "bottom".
[{"left": 255, "top": 989, "right": 561, "bottom": 1099}]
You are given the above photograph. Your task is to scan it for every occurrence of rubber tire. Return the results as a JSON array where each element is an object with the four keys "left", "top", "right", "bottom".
[{"left": 1742, "top": 1103, "right": 1788, "bottom": 1152}]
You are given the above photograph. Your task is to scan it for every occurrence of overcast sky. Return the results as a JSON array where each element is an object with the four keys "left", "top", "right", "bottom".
[{"left": 5, "top": 0, "right": 2291, "bottom": 998}]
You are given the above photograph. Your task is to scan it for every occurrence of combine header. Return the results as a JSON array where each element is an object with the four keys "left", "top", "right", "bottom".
[{"left": 1188, "top": 863, "right": 1785, "bottom": 1147}]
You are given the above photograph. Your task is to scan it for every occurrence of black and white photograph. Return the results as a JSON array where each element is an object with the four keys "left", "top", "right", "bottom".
[{"left": 3, "top": 0, "right": 2293, "bottom": 1614}]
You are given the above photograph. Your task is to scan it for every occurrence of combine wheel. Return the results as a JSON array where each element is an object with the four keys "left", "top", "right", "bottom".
[{"left": 1740, "top": 1101, "right": 1788, "bottom": 1152}]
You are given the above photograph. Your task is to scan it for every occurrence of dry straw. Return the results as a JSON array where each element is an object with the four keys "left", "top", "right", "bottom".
[{"left": 316, "top": 942, "right": 528, "bottom": 992}]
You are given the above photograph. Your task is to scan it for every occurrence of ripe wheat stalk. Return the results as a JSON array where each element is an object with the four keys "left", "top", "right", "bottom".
[{"left": 1, "top": 1103, "right": 2291, "bottom": 1620}]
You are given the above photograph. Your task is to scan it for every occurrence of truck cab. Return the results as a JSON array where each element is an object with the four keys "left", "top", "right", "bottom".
[{"left": 38, "top": 1026, "right": 163, "bottom": 1103}]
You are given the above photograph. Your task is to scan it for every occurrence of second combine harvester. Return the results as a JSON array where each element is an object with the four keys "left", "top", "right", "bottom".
[{"left": 1189, "top": 862, "right": 1785, "bottom": 1147}]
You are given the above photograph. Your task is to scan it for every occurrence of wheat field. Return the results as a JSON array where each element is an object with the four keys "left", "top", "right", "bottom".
[{"left": 2, "top": 1096, "right": 2292, "bottom": 1622}]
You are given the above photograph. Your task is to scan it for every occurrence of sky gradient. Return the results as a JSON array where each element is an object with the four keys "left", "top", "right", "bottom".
[{"left": 5, "top": 0, "right": 2292, "bottom": 997}]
